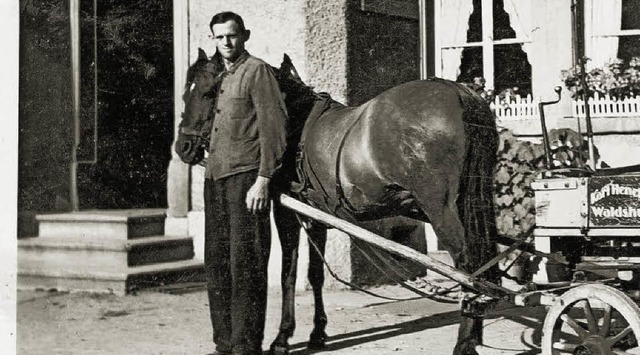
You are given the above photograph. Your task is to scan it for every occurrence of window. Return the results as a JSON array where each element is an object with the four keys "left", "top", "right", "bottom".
[
  {"left": 434, "top": 0, "right": 532, "bottom": 95},
  {"left": 585, "top": 0, "right": 640, "bottom": 68}
]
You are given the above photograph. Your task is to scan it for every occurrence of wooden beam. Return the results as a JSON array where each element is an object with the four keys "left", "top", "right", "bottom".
[{"left": 278, "top": 194, "right": 513, "bottom": 299}]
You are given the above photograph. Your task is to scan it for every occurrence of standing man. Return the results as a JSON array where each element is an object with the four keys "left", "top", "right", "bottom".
[{"left": 204, "top": 11, "right": 288, "bottom": 355}]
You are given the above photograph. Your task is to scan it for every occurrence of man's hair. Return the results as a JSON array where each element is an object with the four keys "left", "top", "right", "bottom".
[{"left": 209, "top": 11, "right": 246, "bottom": 34}]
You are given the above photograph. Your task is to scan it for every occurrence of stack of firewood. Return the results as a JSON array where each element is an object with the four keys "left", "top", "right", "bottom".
[
  {"left": 493, "top": 128, "right": 543, "bottom": 238},
  {"left": 493, "top": 127, "right": 603, "bottom": 238}
]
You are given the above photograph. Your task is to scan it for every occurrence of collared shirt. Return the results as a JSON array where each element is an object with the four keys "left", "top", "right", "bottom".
[{"left": 205, "top": 51, "right": 288, "bottom": 181}]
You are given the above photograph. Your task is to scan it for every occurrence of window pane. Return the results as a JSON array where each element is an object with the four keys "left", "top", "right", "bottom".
[
  {"left": 467, "top": 0, "right": 482, "bottom": 42},
  {"left": 493, "top": 0, "right": 516, "bottom": 40},
  {"left": 621, "top": 0, "right": 640, "bottom": 30},
  {"left": 457, "top": 47, "right": 483, "bottom": 84},
  {"left": 494, "top": 44, "right": 531, "bottom": 96},
  {"left": 618, "top": 35, "right": 640, "bottom": 62}
]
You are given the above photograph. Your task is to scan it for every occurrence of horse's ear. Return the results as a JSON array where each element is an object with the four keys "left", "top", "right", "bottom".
[
  {"left": 281, "top": 53, "right": 302, "bottom": 81},
  {"left": 197, "top": 48, "right": 208, "bottom": 61},
  {"left": 211, "top": 50, "right": 225, "bottom": 71},
  {"left": 283, "top": 53, "right": 292, "bottom": 66}
]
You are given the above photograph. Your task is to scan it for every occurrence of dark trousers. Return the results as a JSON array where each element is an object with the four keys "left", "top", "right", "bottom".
[{"left": 204, "top": 172, "right": 271, "bottom": 355}]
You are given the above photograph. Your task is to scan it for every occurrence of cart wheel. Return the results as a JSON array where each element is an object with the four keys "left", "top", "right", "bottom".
[{"left": 541, "top": 284, "right": 640, "bottom": 355}]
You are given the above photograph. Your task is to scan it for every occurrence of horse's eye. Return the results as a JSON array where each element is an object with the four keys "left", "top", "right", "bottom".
[{"left": 190, "top": 83, "right": 196, "bottom": 91}]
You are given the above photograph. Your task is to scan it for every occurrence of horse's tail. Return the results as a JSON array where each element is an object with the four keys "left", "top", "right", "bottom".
[{"left": 446, "top": 80, "right": 500, "bottom": 281}]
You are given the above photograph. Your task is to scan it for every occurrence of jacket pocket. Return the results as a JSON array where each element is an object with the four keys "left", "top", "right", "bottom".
[
  {"left": 228, "top": 97, "right": 252, "bottom": 120},
  {"left": 226, "top": 97, "right": 256, "bottom": 138},
  {"left": 229, "top": 138, "right": 260, "bottom": 170}
]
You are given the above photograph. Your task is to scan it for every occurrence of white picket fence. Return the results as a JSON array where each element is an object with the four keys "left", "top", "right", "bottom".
[
  {"left": 572, "top": 93, "right": 640, "bottom": 118},
  {"left": 491, "top": 93, "right": 640, "bottom": 120},
  {"left": 490, "top": 94, "right": 539, "bottom": 120}
]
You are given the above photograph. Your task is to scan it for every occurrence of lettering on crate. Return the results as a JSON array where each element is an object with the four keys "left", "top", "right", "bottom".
[{"left": 590, "top": 183, "right": 640, "bottom": 204}]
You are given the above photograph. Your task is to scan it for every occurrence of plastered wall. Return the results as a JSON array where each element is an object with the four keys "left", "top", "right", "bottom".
[
  {"left": 304, "top": 0, "right": 349, "bottom": 103},
  {"left": 188, "top": 1, "right": 307, "bottom": 84}
]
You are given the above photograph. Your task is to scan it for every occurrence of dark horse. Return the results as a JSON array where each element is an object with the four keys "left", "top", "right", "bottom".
[{"left": 175, "top": 49, "right": 499, "bottom": 355}]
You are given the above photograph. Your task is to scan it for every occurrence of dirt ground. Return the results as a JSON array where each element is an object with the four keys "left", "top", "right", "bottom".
[{"left": 17, "top": 282, "right": 548, "bottom": 355}]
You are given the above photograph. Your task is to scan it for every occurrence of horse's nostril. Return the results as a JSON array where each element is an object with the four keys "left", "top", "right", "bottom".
[{"left": 181, "top": 141, "right": 192, "bottom": 153}]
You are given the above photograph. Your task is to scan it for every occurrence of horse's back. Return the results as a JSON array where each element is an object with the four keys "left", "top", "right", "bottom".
[
  {"left": 358, "top": 79, "right": 469, "bottom": 171},
  {"left": 302, "top": 79, "right": 484, "bottom": 218}
]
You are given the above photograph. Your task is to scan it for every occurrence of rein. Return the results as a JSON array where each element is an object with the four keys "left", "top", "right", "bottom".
[
  {"left": 294, "top": 211, "right": 462, "bottom": 303},
  {"left": 293, "top": 97, "right": 369, "bottom": 219}
]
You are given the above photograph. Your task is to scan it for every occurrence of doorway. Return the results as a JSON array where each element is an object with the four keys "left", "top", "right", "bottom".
[{"left": 77, "top": 0, "right": 174, "bottom": 209}]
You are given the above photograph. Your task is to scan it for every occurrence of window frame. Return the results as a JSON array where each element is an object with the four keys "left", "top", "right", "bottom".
[
  {"left": 431, "top": 0, "right": 532, "bottom": 90},
  {"left": 584, "top": 0, "right": 640, "bottom": 66}
]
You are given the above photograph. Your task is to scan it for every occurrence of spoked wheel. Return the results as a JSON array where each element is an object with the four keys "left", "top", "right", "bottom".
[{"left": 542, "top": 284, "right": 640, "bottom": 355}]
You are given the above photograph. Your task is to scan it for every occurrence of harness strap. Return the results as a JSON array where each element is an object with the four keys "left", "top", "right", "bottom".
[
  {"left": 295, "top": 95, "right": 344, "bottom": 211},
  {"left": 332, "top": 110, "right": 366, "bottom": 217},
  {"left": 293, "top": 208, "right": 461, "bottom": 303},
  {"left": 295, "top": 97, "right": 369, "bottom": 218},
  {"left": 350, "top": 236, "right": 461, "bottom": 303}
]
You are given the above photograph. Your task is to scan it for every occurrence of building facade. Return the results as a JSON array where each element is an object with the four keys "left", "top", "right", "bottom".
[
  {"left": 168, "top": 0, "right": 640, "bottom": 258},
  {"left": 18, "top": 0, "right": 640, "bottom": 291}
]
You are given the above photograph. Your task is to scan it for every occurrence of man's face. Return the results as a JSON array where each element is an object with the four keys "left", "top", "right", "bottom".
[{"left": 211, "top": 20, "right": 246, "bottom": 64}]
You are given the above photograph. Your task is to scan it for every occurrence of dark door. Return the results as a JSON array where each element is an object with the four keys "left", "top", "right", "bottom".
[
  {"left": 19, "top": 0, "right": 74, "bottom": 236},
  {"left": 77, "top": 0, "right": 174, "bottom": 209}
]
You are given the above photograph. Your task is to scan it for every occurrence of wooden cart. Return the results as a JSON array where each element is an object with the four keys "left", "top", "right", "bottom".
[{"left": 279, "top": 173, "right": 640, "bottom": 355}]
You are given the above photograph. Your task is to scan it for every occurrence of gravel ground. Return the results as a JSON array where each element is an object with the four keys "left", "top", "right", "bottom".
[{"left": 17, "top": 283, "right": 547, "bottom": 355}]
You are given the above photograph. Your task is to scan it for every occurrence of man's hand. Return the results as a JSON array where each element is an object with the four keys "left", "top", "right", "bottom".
[{"left": 246, "top": 176, "right": 271, "bottom": 214}]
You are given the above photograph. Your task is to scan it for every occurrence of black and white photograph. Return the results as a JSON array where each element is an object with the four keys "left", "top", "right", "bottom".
[{"left": 11, "top": 0, "right": 640, "bottom": 354}]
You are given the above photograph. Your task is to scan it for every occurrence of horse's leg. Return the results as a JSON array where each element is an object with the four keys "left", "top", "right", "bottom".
[
  {"left": 453, "top": 298, "right": 487, "bottom": 355},
  {"left": 414, "top": 196, "right": 482, "bottom": 355},
  {"left": 269, "top": 202, "right": 301, "bottom": 355},
  {"left": 306, "top": 224, "right": 328, "bottom": 349}
]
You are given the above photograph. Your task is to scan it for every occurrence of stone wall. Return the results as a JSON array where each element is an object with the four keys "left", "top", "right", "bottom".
[{"left": 305, "top": 0, "right": 349, "bottom": 103}]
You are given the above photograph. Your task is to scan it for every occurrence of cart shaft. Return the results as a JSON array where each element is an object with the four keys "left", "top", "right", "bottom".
[{"left": 278, "top": 194, "right": 513, "bottom": 299}]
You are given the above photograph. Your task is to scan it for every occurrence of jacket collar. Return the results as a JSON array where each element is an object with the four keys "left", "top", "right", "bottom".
[{"left": 225, "top": 50, "right": 250, "bottom": 74}]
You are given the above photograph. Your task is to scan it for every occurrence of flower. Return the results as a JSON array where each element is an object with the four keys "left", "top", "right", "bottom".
[{"left": 563, "top": 56, "right": 640, "bottom": 99}]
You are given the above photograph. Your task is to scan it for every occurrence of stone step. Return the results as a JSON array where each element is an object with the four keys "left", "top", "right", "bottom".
[
  {"left": 36, "top": 209, "right": 166, "bottom": 240},
  {"left": 18, "top": 235, "right": 195, "bottom": 270},
  {"left": 18, "top": 259, "right": 205, "bottom": 296},
  {"left": 127, "top": 235, "right": 195, "bottom": 266}
]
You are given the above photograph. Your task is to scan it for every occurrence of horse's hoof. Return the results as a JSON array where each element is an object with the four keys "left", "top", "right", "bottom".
[
  {"left": 269, "top": 344, "right": 290, "bottom": 355},
  {"left": 308, "top": 331, "right": 327, "bottom": 349}
]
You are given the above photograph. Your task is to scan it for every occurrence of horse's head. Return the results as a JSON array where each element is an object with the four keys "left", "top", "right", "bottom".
[{"left": 175, "top": 48, "right": 225, "bottom": 165}]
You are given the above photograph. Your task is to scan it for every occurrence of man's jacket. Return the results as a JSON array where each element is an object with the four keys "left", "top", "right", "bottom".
[{"left": 205, "top": 51, "right": 288, "bottom": 181}]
